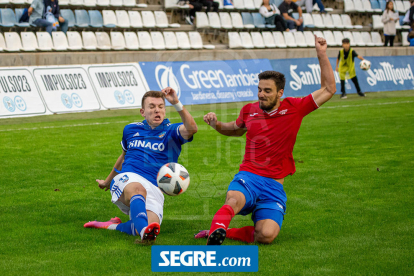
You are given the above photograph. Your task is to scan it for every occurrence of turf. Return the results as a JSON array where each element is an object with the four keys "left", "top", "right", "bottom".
[{"left": 1, "top": 90, "right": 413, "bottom": 275}]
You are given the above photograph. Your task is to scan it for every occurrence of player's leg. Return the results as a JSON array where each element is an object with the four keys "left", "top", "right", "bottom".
[
  {"left": 384, "top": 35, "right": 389, "bottom": 47},
  {"left": 254, "top": 219, "right": 281, "bottom": 244},
  {"left": 251, "top": 177, "right": 286, "bottom": 244},
  {"left": 207, "top": 190, "right": 246, "bottom": 245},
  {"left": 83, "top": 181, "right": 147, "bottom": 234},
  {"left": 115, "top": 181, "right": 155, "bottom": 238},
  {"left": 389, "top": 36, "right": 395, "bottom": 47},
  {"left": 207, "top": 174, "right": 257, "bottom": 245},
  {"left": 351, "top": 76, "right": 364, "bottom": 96},
  {"left": 340, "top": 79, "right": 347, "bottom": 98}
]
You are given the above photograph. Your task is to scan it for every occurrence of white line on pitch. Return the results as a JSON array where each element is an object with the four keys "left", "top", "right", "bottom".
[
  {"left": 0, "top": 100, "right": 412, "bottom": 132},
  {"left": 321, "top": 100, "right": 413, "bottom": 109},
  {"left": 0, "top": 121, "right": 129, "bottom": 132}
]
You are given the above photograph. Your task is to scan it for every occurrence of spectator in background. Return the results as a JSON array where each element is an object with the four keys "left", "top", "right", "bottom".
[
  {"left": 184, "top": 0, "right": 203, "bottom": 25},
  {"left": 260, "top": 0, "right": 289, "bottom": 32},
  {"left": 295, "top": 0, "right": 326, "bottom": 14},
  {"left": 381, "top": 1, "right": 399, "bottom": 46},
  {"left": 279, "top": 0, "right": 304, "bottom": 31},
  {"left": 408, "top": 22, "right": 414, "bottom": 46},
  {"left": 28, "top": 0, "right": 68, "bottom": 35},
  {"left": 335, "top": 38, "right": 365, "bottom": 99},
  {"left": 28, "top": 0, "right": 50, "bottom": 33},
  {"left": 223, "top": 0, "right": 233, "bottom": 8},
  {"left": 201, "top": 0, "right": 219, "bottom": 12},
  {"left": 409, "top": 0, "right": 414, "bottom": 25},
  {"left": 45, "top": 0, "right": 68, "bottom": 33}
]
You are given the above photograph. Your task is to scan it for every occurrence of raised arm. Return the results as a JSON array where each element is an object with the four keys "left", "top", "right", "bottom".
[
  {"left": 312, "top": 35, "right": 337, "bottom": 107},
  {"left": 203, "top": 112, "right": 247, "bottom": 137},
  {"left": 162, "top": 87, "right": 198, "bottom": 140},
  {"left": 96, "top": 151, "right": 125, "bottom": 191}
]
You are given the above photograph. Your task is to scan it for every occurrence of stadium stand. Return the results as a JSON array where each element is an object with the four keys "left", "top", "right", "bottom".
[
  {"left": 262, "top": 31, "right": 276, "bottom": 48},
  {"left": 273, "top": 31, "right": 286, "bottom": 48},
  {"left": 36, "top": 32, "right": 54, "bottom": 51},
  {"left": 294, "top": 32, "right": 307, "bottom": 47},
  {"left": 151, "top": 31, "right": 165, "bottom": 50},
  {"left": 284, "top": 31, "right": 297, "bottom": 48},
  {"left": 124, "top": 31, "right": 139, "bottom": 49},
  {"left": 137, "top": 31, "right": 152, "bottom": 50},
  {"left": 176, "top": 32, "right": 192, "bottom": 49},
  {"left": 228, "top": 32, "right": 242, "bottom": 48},
  {"left": 240, "top": 32, "right": 254, "bottom": 48}
]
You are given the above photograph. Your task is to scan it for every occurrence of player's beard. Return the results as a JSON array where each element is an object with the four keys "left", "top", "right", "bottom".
[{"left": 259, "top": 95, "right": 279, "bottom": 112}]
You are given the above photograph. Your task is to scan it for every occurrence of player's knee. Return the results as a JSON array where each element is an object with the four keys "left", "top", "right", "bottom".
[
  {"left": 124, "top": 182, "right": 147, "bottom": 202},
  {"left": 255, "top": 228, "right": 278, "bottom": 244},
  {"left": 225, "top": 191, "right": 246, "bottom": 214}
]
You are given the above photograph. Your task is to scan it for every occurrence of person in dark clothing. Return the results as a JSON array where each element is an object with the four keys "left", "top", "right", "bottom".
[
  {"left": 260, "top": 0, "right": 289, "bottom": 32},
  {"left": 201, "top": 0, "right": 219, "bottom": 12},
  {"left": 28, "top": 0, "right": 68, "bottom": 34},
  {"left": 278, "top": 0, "right": 303, "bottom": 32},
  {"left": 184, "top": 0, "right": 203, "bottom": 25},
  {"left": 335, "top": 38, "right": 366, "bottom": 99},
  {"left": 409, "top": 0, "right": 414, "bottom": 25},
  {"left": 44, "top": 0, "right": 69, "bottom": 33}
]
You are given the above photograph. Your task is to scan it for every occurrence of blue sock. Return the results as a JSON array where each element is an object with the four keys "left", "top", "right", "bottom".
[
  {"left": 115, "top": 220, "right": 134, "bottom": 235},
  {"left": 129, "top": 194, "right": 148, "bottom": 237}
]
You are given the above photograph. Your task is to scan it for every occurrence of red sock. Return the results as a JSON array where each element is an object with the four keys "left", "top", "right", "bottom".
[
  {"left": 209, "top": 205, "right": 235, "bottom": 235},
  {"left": 227, "top": 226, "right": 255, "bottom": 243}
]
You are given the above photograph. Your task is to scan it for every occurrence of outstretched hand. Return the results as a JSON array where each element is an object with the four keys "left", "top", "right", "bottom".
[
  {"left": 314, "top": 35, "right": 327, "bottom": 54},
  {"left": 203, "top": 112, "right": 218, "bottom": 128},
  {"left": 97, "top": 179, "right": 110, "bottom": 191},
  {"left": 162, "top": 87, "right": 179, "bottom": 105}
]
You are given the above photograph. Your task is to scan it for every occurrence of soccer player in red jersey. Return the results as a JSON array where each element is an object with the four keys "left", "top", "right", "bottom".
[{"left": 195, "top": 36, "right": 336, "bottom": 245}]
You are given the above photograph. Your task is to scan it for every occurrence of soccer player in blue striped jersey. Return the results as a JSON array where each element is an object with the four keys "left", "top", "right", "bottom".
[{"left": 84, "top": 87, "right": 197, "bottom": 242}]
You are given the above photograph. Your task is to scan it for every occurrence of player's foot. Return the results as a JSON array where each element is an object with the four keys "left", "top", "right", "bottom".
[
  {"left": 83, "top": 217, "right": 122, "bottom": 229},
  {"left": 194, "top": 230, "right": 209, "bottom": 239},
  {"left": 207, "top": 228, "right": 226, "bottom": 245},
  {"left": 358, "top": 92, "right": 366, "bottom": 97},
  {"left": 141, "top": 222, "right": 161, "bottom": 242},
  {"left": 340, "top": 93, "right": 347, "bottom": 99}
]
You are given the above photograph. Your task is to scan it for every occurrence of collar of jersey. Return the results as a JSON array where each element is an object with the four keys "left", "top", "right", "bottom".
[{"left": 142, "top": 119, "right": 170, "bottom": 130}]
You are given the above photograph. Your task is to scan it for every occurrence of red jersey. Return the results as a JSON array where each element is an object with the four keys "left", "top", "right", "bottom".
[{"left": 235, "top": 94, "right": 319, "bottom": 179}]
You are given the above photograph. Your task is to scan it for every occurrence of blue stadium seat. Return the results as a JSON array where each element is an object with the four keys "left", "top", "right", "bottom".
[
  {"left": 252, "top": 13, "right": 275, "bottom": 28},
  {"left": 370, "top": 0, "right": 380, "bottom": 10},
  {"left": 75, "top": 9, "right": 90, "bottom": 27},
  {"left": 15, "top": 9, "right": 27, "bottom": 25},
  {"left": 0, "top": 8, "right": 30, "bottom": 27},
  {"left": 241, "top": 12, "right": 254, "bottom": 26},
  {"left": 270, "top": 0, "right": 283, "bottom": 7},
  {"left": 60, "top": 9, "right": 75, "bottom": 28},
  {"left": 378, "top": 0, "right": 386, "bottom": 10},
  {"left": 399, "top": 15, "right": 404, "bottom": 26},
  {"left": 252, "top": 13, "right": 266, "bottom": 28},
  {"left": 88, "top": 10, "right": 103, "bottom": 28}
]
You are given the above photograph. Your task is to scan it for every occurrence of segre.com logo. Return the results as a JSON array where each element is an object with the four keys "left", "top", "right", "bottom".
[{"left": 151, "top": 245, "right": 258, "bottom": 272}]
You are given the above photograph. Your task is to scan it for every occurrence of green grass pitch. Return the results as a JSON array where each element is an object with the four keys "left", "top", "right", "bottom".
[{"left": 1, "top": 91, "right": 413, "bottom": 275}]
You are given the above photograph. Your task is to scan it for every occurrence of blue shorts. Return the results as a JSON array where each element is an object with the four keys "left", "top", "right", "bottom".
[{"left": 228, "top": 171, "right": 287, "bottom": 228}]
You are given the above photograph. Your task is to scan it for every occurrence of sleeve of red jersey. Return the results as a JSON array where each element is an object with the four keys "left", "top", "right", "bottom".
[
  {"left": 298, "top": 94, "right": 319, "bottom": 117},
  {"left": 235, "top": 104, "right": 248, "bottom": 128}
]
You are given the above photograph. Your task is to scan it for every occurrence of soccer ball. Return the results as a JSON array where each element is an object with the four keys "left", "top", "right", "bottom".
[
  {"left": 157, "top": 162, "right": 190, "bottom": 196},
  {"left": 360, "top": 60, "right": 371, "bottom": 70}
]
